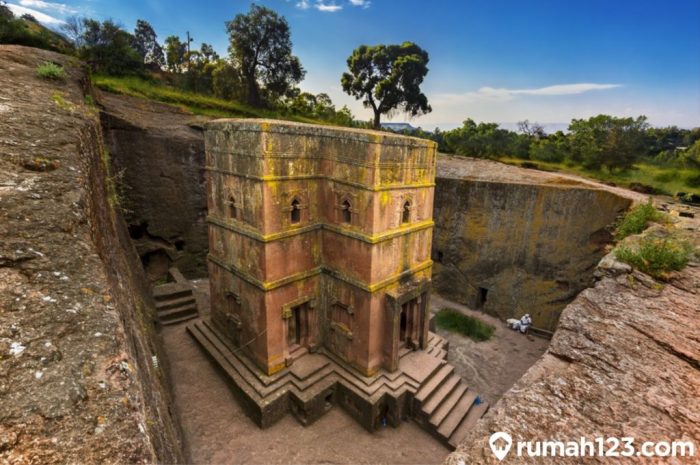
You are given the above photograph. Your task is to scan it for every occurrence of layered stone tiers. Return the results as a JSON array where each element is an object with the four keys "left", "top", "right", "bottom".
[
  {"left": 188, "top": 319, "right": 489, "bottom": 449},
  {"left": 152, "top": 268, "right": 199, "bottom": 325}
]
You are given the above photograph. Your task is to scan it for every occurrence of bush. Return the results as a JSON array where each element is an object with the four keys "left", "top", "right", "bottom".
[
  {"left": 434, "top": 308, "right": 495, "bottom": 342},
  {"left": 615, "top": 236, "right": 694, "bottom": 279},
  {"left": 615, "top": 199, "right": 664, "bottom": 239},
  {"left": 653, "top": 171, "right": 676, "bottom": 183},
  {"left": 685, "top": 173, "right": 700, "bottom": 188},
  {"left": 36, "top": 61, "right": 66, "bottom": 80}
]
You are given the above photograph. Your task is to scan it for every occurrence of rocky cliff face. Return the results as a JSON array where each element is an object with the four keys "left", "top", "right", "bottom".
[
  {"left": 99, "top": 92, "right": 211, "bottom": 281},
  {"left": 433, "top": 156, "right": 635, "bottom": 331},
  {"left": 0, "top": 45, "right": 183, "bottom": 464},
  {"left": 445, "top": 244, "right": 700, "bottom": 464}
]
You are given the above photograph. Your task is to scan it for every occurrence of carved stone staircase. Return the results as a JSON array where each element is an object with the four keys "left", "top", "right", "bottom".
[
  {"left": 188, "top": 319, "right": 488, "bottom": 449},
  {"left": 152, "top": 268, "right": 199, "bottom": 325}
]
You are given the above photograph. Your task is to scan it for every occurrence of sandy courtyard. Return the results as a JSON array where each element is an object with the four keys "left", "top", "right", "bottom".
[{"left": 161, "top": 280, "right": 548, "bottom": 464}]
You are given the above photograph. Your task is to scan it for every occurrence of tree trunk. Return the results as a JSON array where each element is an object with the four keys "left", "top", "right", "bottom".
[
  {"left": 246, "top": 73, "right": 261, "bottom": 107},
  {"left": 373, "top": 110, "right": 381, "bottom": 129}
]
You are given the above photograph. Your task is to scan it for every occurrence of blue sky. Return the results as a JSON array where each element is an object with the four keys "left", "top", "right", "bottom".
[{"left": 7, "top": 0, "right": 700, "bottom": 130}]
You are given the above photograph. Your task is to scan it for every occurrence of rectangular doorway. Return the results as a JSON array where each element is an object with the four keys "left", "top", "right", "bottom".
[
  {"left": 287, "top": 302, "right": 309, "bottom": 351},
  {"left": 399, "top": 297, "right": 420, "bottom": 347}
]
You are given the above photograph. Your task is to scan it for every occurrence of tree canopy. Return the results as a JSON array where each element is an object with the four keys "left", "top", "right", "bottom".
[
  {"left": 226, "top": 4, "right": 305, "bottom": 107},
  {"left": 133, "top": 19, "right": 165, "bottom": 69},
  {"left": 341, "top": 42, "right": 431, "bottom": 128},
  {"left": 568, "top": 115, "right": 650, "bottom": 171}
]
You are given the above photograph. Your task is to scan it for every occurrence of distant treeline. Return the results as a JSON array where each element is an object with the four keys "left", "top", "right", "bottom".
[
  {"left": 401, "top": 116, "right": 700, "bottom": 174},
  {"left": 0, "top": 3, "right": 356, "bottom": 126}
]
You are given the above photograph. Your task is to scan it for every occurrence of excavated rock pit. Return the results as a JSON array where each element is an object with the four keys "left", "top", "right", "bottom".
[
  {"left": 433, "top": 155, "right": 638, "bottom": 332},
  {"left": 3, "top": 44, "right": 698, "bottom": 465}
]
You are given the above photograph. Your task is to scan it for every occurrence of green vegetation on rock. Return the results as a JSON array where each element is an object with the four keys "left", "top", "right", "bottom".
[
  {"left": 435, "top": 308, "right": 495, "bottom": 342},
  {"left": 615, "top": 199, "right": 665, "bottom": 240},
  {"left": 615, "top": 236, "right": 694, "bottom": 279},
  {"left": 36, "top": 61, "right": 66, "bottom": 80}
]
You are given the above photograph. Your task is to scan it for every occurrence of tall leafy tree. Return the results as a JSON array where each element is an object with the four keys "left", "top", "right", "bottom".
[
  {"left": 568, "top": 115, "right": 649, "bottom": 171},
  {"left": 78, "top": 19, "right": 142, "bottom": 75},
  {"left": 341, "top": 42, "right": 431, "bottom": 128},
  {"left": 200, "top": 43, "right": 219, "bottom": 62},
  {"left": 226, "top": 4, "right": 305, "bottom": 107},
  {"left": 133, "top": 19, "right": 165, "bottom": 69},
  {"left": 164, "top": 35, "right": 186, "bottom": 73}
]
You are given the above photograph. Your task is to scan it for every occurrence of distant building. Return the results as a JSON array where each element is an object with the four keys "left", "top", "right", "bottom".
[{"left": 381, "top": 122, "right": 417, "bottom": 132}]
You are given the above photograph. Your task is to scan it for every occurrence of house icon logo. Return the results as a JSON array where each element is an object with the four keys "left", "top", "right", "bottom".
[{"left": 489, "top": 431, "right": 513, "bottom": 461}]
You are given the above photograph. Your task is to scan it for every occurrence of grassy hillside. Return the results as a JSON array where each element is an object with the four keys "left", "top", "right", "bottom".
[
  {"left": 497, "top": 156, "right": 700, "bottom": 196},
  {"left": 0, "top": 15, "right": 74, "bottom": 54},
  {"left": 92, "top": 74, "right": 326, "bottom": 124}
]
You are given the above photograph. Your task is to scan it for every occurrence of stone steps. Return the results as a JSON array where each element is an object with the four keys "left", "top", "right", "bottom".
[
  {"left": 156, "top": 294, "right": 196, "bottom": 311},
  {"left": 436, "top": 390, "right": 479, "bottom": 442},
  {"left": 189, "top": 319, "right": 490, "bottom": 439},
  {"left": 414, "top": 364, "right": 453, "bottom": 404},
  {"left": 152, "top": 268, "right": 199, "bottom": 325},
  {"left": 428, "top": 383, "right": 467, "bottom": 428},
  {"left": 448, "top": 401, "right": 490, "bottom": 449}
]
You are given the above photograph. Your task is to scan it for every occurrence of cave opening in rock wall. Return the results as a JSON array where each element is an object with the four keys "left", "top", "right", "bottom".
[{"left": 476, "top": 287, "right": 488, "bottom": 309}]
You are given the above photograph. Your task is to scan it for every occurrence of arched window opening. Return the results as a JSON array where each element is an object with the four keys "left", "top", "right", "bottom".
[
  {"left": 291, "top": 198, "right": 301, "bottom": 224},
  {"left": 341, "top": 200, "right": 351, "bottom": 224},
  {"left": 229, "top": 196, "right": 238, "bottom": 220},
  {"left": 402, "top": 200, "right": 411, "bottom": 224}
]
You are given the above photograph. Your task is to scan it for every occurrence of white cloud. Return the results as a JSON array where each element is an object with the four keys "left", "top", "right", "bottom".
[
  {"left": 315, "top": 1, "right": 342, "bottom": 12},
  {"left": 6, "top": 3, "right": 64, "bottom": 25},
  {"left": 296, "top": 0, "right": 310, "bottom": 10},
  {"left": 349, "top": 0, "right": 371, "bottom": 8},
  {"left": 18, "top": 0, "right": 78, "bottom": 15},
  {"left": 473, "top": 83, "right": 621, "bottom": 100}
]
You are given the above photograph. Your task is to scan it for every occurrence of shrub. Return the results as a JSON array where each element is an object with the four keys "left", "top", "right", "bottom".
[
  {"left": 615, "top": 199, "right": 664, "bottom": 239},
  {"left": 685, "top": 173, "right": 700, "bottom": 188},
  {"left": 615, "top": 236, "right": 694, "bottom": 279},
  {"left": 36, "top": 61, "right": 66, "bottom": 80},
  {"left": 434, "top": 308, "right": 495, "bottom": 342},
  {"left": 653, "top": 171, "right": 676, "bottom": 183}
]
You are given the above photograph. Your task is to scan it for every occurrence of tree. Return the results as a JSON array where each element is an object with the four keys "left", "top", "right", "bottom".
[
  {"left": 61, "top": 16, "right": 85, "bottom": 46},
  {"left": 341, "top": 42, "right": 431, "bottom": 129},
  {"left": 164, "top": 35, "right": 186, "bottom": 73},
  {"left": 78, "top": 19, "right": 142, "bottom": 75},
  {"left": 517, "top": 120, "right": 546, "bottom": 140},
  {"left": 212, "top": 61, "right": 245, "bottom": 101},
  {"left": 0, "top": 2, "right": 13, "bottom": 21},
  {"left": 133, "top": 19, "right": 165, "bottom": 69},
  {"left": 200, "top": 43, "right": 219, "bottom": 61},
  {"left": 568, "top": 115, "right": 649, "bottom": 171},
  {"left": 226, "top": 4, "right": 305, "bottom": 107}
]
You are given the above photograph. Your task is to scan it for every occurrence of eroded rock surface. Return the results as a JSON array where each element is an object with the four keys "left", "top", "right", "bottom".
[
  {"left": 446, "top": 261, "right": 700, "bottom": 464},
  {"left": 433, "top": 155, "right": 636, "bottom": 331},
  {"left": 99, "top": 92, "right": 211, "bottom": 280},
  {"left": 0, "top": 45, "right": 183, "bottom": 464}
]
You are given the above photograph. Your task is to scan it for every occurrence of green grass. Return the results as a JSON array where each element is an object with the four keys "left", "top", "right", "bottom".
[
  {"left": 615, "top": 199, "right": 665, "bottom": 240},
  {"left": 92, "top": 74, "right": 325, "bottom": 123},
  {"left": 36, "top": 61, "right": 66, "bottom": 80},
  {"left": 497, "top": 156, "right": 700, "bottom": 196},
  {"left": 434, "top": 308, "right": 495, "bottom": 342},
  {"left": 615, "top": 236, "right": 694, "bottom": 279}
]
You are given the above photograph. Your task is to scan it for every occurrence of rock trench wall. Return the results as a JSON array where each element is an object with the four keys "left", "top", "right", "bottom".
[
  {"left": 446, "top": 257, "right": 700, "bottom": 464},
  {"left": 0, "top": 46, "right": 183, "bottom": 464},
  {"left": 99, "top": 93, "right": 209, "bottom": 281},
  {"left": 432, "top": 172, "right": 632, "bottom": 331}
]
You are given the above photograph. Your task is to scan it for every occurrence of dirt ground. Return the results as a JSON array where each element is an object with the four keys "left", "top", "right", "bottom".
[
  {"left": 429, "top": 295, "right": 550, "bottom": 404},
  {"left": 161, "top": 280, "right": 548, "bottom": 464}
]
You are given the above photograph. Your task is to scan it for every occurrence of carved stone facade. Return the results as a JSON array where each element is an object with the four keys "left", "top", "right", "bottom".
[{"left": 204, "top": 120, "right": 437, "bottom": 376}]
